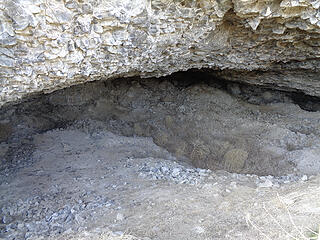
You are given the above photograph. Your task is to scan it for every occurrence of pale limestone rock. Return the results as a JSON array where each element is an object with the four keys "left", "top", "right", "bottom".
[{"left": 0, "top": 0, "right": 320, "bottom": 105}]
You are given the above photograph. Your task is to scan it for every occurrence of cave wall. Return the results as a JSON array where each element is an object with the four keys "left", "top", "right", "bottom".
[{"left": 1, "top": 0, "right": 320, "bottom": 105}]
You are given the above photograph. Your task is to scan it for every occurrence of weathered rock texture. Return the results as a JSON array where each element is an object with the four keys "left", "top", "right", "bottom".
[{"left": 1, "top": 0, "right": 320, "bottom": 105}]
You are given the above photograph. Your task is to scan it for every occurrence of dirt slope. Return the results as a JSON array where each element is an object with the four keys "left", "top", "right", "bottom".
[{"left": 1, "top": 125, "right": 320, "bottom": 240}]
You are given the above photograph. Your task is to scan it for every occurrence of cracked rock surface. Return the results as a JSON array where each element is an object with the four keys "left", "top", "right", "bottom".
[{"left": 1, "top": 0, "right": 320, "bottom": 105}]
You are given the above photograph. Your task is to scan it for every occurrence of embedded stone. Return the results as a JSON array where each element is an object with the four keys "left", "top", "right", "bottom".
[{"left": 0, "top": 55, "right": 15, "bottom": 67}]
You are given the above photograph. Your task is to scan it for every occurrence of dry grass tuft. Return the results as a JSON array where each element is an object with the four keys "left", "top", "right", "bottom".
[{"left": 246, "top": 193, "right": 320, "bottom": 240}]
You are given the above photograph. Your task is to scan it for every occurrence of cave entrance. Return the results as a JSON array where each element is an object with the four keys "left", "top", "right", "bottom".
[{"left": 1, "top": 69, "right": 320, "bottom": 177}]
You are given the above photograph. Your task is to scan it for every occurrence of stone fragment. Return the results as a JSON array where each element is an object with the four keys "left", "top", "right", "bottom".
[
  {"left": 0, "top": 54, "right": 15, "bottom": 67},
  {"left": 116, "top": 213, "right": 124, "bottom": 221},
  {"left": 301, "top": 175, "right": 308, "bottom": 181},
  {"left": 257, "top": 179, "right": 273, "bottom": 188},
  {"left": 172, "top": 167, "right": 181, "bottom": 177},
  {"left": 0, "top": 33, "right": 16, "bottom": 46}
]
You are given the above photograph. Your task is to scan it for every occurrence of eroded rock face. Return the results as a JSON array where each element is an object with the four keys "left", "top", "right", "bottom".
[{"left": 1, "top": 0, "right": 320, "bottom": 105}]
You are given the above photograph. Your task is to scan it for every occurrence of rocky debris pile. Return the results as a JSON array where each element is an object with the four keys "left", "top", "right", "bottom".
[
  {"left": 137, "top": 157, "right": 311, "bottom": 188},
  {"left": 255, "top": 174, "right": 310, "bottom": 188},
  {"left": 0, "top": 158, "right": 312, "bottom": 240},
  {"left": 228, "top": 172, "right": 310, "bottom": 189},
  {"left": 137, "top": 158, "right": 212, "bottom": 185},
  {"left": 0, "top": 192, "right": 114, "bottom": 240}
]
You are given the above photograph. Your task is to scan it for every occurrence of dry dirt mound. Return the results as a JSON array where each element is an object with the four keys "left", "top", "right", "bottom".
[
  {"left": 0, "top": 126, "right": 320, "bottom": 240},
  {"left": 1, "top": 72, "right": 320, "bottom": 239}
]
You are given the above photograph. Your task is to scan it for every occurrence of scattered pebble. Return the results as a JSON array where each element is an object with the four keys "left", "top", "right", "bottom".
[
  {"left": 116, "top": 213, "right": 125, "bottom": 221},
  {"left": 257, "top": 179, "right": 273, "bottom": 188},
  {"left": 194, "top": 226, "right": 205, "bottom": 234},
  {"left": 0, "top": 193, "right": 114, "bottom": 240},
  {"left": 301, "top": 175, "right": 308, "bottom": 181}
]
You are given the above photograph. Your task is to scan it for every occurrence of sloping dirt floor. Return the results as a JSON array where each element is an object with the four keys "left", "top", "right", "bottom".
[
  {"left": 1, "top": 125, "right": 320, "bottom": 240},
  {"left": 1, "top": 72, "right": 320, "bottom": 240}
]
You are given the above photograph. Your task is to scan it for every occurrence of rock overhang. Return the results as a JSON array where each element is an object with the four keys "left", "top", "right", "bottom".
[{"left": 1, "top": 0, "right": 320, "bottom": 106}]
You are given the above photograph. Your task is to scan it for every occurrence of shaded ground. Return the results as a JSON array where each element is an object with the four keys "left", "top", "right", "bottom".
[
  {"left": 2, "top": 71, "right": 320, "bottom": 176},
  {"left": 1, "top": 71, "right": 320, "bottom": 239}
]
